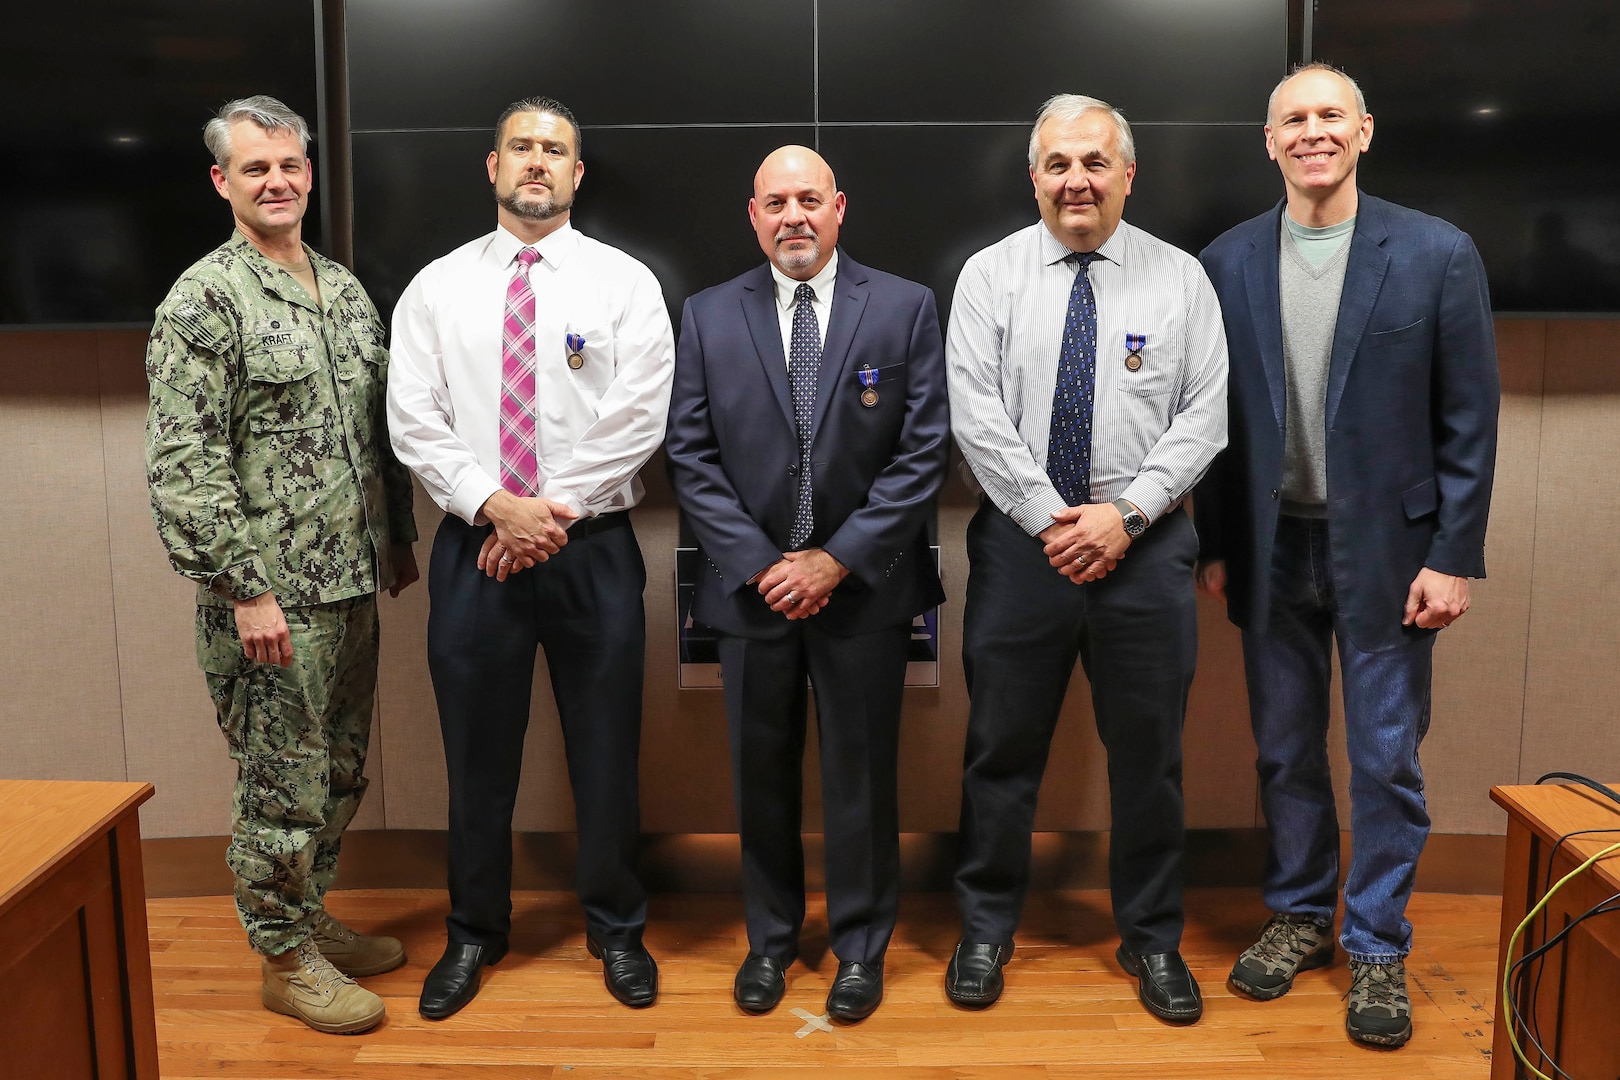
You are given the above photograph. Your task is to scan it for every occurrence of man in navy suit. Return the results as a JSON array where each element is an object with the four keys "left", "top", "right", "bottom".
[
  {"left": 1195, "top": 64, "right": 1499, "bottom": 1047},
  {"left": 665, "top": 145, "right": 948, "bottom": 1022}
]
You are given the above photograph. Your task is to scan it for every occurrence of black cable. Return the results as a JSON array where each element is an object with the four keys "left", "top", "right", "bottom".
[
  {"left": 1527, "top": 828, "right": 1620, "bottom": 1067},
  {"left": 1507, "top": 887, "right": 1620, "bottom": 1079},
  {"left": 1526, "top": 772, "right": 1620, "bottom": 1063},
  {"left": 1535, "top": 771, "right": 1620, "bottom": 808}
]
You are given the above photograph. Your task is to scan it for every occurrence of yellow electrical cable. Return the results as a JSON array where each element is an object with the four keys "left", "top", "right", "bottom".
[{"left": 1501, "top": 839, "right": 1620, "bottom": 1080}]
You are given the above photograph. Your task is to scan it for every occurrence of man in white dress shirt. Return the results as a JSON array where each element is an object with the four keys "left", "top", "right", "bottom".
[
  {"left": 387, "top": 96, "right": 675, "bottom": 1019},
  {"left": 943, "top": 94, "right": 1227, "bottom": 1021}
]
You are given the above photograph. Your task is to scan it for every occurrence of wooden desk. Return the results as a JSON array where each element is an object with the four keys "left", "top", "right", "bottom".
[
  {"left": 0, "top": 779, "right": 158, "bottom": 1080},
  {"left": 1491, "top": 782, "right": 1620, "bottom": 1080}
]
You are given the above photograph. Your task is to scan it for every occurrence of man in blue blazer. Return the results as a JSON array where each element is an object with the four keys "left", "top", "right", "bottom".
[
  {"left": 665, "top": 145, "right": 949, "bottom": 1021},
  {"left": 1195, "top": 64, "right": 1499, "bottom": 1048}
]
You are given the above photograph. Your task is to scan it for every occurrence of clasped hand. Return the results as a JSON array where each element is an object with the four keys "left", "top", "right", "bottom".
[
  {"left": 757, "top": 548, "right": 848, "bottom": 620},
  {"left": 1041, "top": 503, "right": 1130, "bottom": 584},
  {"left": 477, "top": 489, "right": 579, "bottom": 581}
]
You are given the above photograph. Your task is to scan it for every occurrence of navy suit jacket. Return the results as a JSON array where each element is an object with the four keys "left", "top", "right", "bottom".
[
  {"left": 665, "top": 251, "right": 949, "bottom": 639},
  {"left": 1195, "top": 193, "right": 1500, "bottom": 652}
]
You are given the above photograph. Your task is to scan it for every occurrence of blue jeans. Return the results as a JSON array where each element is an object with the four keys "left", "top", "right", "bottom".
[{"left": 1241, "top": 516, "right": 1434, "bottom": 963}]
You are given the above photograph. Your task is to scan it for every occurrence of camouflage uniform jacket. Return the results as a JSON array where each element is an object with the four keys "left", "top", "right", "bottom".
[{"left": 146, "top": 231, "right": 418, "bottom": 608}]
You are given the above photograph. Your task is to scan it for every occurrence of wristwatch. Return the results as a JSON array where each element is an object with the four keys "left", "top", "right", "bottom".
[{"left": 1113, "top": 499, "right": 1148, "bottom": 538}]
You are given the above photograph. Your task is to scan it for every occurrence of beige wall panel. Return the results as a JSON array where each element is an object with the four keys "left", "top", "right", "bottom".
[
  {"left": 1186, "top": 597, "right": 1262, "bottom": 829},
  {"left": 0, "top": 333, "right": 126, "bottom": 783},
  {"left": 96, "top": 330, "right": 235, "bottom": 837},
  {"left": 1521, "top": 320, "right": 1620, "bottom": 785},
  {"left": 1421, "top": 319, "right": 1543, "bottom": 833}
]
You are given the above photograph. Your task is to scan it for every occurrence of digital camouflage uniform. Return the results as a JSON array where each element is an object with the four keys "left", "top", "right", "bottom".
[{"left": 146, "top": 231, "right": 417, "bottom": 955}]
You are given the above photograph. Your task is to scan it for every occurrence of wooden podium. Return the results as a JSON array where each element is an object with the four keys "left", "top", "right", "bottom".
[
  {"left": 0, "top": 779, "right": 158, "bottom": 1080},
  {"left": 1491, "top": 781, "right": 1620, "bottom": 1080}
]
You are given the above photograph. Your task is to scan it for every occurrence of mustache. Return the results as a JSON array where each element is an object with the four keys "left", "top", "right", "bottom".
[{"left": 775, "top": 226, "right": 815, "bottom": 243}]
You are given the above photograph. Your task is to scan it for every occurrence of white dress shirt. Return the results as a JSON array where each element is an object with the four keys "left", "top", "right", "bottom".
[
  {"left": 388, "top": 222, "right": 675, "bottom": 525},
  {"left": 768, "top": 250, "right": 837, "bottom": 357},
  {"left": 946, "top": 220, "right": 1228, "bottom": 534}
]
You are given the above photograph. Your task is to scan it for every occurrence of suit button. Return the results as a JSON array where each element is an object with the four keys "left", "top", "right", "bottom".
[
  {"left": 1270, "top": 489, "right": 1279, "bottom": 499},
  {"left": 788, "top": 464, "right": 797, "bottom": 475}
]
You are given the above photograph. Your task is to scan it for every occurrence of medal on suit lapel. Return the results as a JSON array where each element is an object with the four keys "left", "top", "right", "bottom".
[
  {"left": 1124, "top": 333, "right": 1146, "bottom": 372},
  {"left": 565, "top": 331, "right": 586, "bottom": 370},
  {"left": 859, "top": 364, "right": 879, "bottom": 407}
]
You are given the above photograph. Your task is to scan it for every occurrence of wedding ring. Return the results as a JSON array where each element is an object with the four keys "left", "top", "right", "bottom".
[{"left": 787, "top": 591, "right": 796, "bottom": 604}]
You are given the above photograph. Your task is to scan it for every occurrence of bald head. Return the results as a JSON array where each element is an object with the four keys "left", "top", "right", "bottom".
[{"left": 749, "top": 144, "right": 846, "bottom": 280}]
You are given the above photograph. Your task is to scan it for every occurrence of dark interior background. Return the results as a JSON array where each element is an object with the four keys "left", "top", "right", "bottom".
[
  {"left": 3, "top": 0, "right": 1617, "bottom": 326},
  {"left": 0, "top": 1, "right": 321, "bottom": 325}
]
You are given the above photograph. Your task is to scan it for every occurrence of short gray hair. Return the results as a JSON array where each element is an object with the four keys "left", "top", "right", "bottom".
[
  {"left": 1028, "top": 94, "right": 1136, "bottom": 168},
  {"left": 204, "top": 96, "right": 310, "bottom": 169},
  {"left": 1267, "top": 63, "right": 1367, "bottom": 124}
]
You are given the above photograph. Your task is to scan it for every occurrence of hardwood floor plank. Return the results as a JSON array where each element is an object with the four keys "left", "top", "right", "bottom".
[{"left": 150, "top": 888, "right": 1497, "bottom": 1078}]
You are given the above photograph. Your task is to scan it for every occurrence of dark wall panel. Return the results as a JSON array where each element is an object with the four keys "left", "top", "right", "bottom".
[
  {"left": 347, "top": 0, "right": 815, "bottom": 130},
  {"left": 1314, "top": 0, "right": 1620, "bottom": 311},
  {"left": 819, "top": 0, "right": 1285, "bottom": 122},
  {"left": 0, "top": 1, "right": 320, "bottom": 325}
]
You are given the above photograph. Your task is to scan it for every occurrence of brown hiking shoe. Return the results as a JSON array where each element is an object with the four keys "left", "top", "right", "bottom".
[
  {"left": 262, "top": 939, "right": 386, "bottom": 1034},
  {"left": 312, "top": 910, "right": 406, "bottom": 977},
  {"left": 1230, "top": 913, "right": 1334, "bottom": 1000},
  {"left": 1345, "top": 959, "right": 1412, "bottom": 1047}
]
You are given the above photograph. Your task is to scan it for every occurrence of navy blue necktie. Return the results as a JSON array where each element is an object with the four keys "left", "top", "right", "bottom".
[
  {"left": 788, "top": 282, "right": 821, "bottom": 548},
  {"left": 1047, "top": 251, "right": 1102, "bottom": 506}
]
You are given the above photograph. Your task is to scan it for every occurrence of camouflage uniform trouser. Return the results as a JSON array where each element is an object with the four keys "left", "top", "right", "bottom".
[{"left": 197, "top": 595, "right": 379, "bottom": 956}]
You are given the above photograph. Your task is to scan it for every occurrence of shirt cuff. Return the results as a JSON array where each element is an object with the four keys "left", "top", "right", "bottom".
[
  {"left": 209, "top": 556, "right": 274, "bottom": 602},
  {"left": 1120, "top": 479, "right": 1173, "bottom": 526},
  {"left": 1009, "top": 488, "right": 1071, "bottom": 536},
  {"left": 453, "top": 474, "right": 505, "bottom": 527}
]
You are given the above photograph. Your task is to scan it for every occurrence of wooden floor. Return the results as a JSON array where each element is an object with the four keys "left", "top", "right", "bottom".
[{"left": 149, "top": 888, "right": 1499, "bottom": 1078}]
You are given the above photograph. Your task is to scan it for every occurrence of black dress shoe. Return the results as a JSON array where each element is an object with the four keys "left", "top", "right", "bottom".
[
  {"left": 945, "top": 941, "right": 1014, "bottom": 1007},
  {"left": 826, "top": 960, "right": 884, "bottom": 1022},
  {"left": 420, "top": 940, "right": 507, "bottom": 1020},
  {"left": 1116, "top": 945, "right": 1202, "bottom": 1023},
  {"left": 734, "top": 952, "right": 793, "bottom": 1013},
  {"left": 586, "top": 935, "right": 658, "bottom": 1007}
]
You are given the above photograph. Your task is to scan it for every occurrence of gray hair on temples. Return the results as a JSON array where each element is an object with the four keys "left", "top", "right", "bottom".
[
  {"left": 1028, "top": 94, "right": 1136, "bottom": 167},
  {"left": 204, "top": 95, "right": 310, "bottom": 169}
]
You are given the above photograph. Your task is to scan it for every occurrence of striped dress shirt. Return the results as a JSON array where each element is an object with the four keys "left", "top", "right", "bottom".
[{"left": 946, "top": 220, "right": 1229, "bottom": 535}]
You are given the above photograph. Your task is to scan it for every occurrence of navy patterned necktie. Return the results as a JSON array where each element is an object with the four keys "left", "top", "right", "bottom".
[
  {"left": 1047, "top": 251, "right": 1103, "bottom": 506},
  {"left": 788, "top": 281, "right": 821, "bottom": 549}
]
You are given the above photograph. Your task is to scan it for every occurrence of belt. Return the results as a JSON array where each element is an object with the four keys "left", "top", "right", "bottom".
[{"left": 567, "top": 510, "right": 631, "bottom": 538}]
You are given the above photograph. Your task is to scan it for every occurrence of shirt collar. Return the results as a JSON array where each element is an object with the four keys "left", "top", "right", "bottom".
[
  {"left": 1038, "top": 220, "right": 1128, "bottom": 269},
  {"left": 491, "top": 220, "right": 578, "bottom": 270},
  {"left": 770, "top": 249, "right": 839, "bottom": 311}
]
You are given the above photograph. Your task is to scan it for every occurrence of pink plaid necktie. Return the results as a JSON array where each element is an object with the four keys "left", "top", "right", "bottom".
[{"left": 499, "top": 246, "right": 540, "bottom": 496}]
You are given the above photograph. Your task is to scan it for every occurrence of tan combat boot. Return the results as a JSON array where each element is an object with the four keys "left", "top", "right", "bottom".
[
  {"left": 312, "top": 910, "right": 407, "bottom": 977},
  {"left": 261, "top": 938, "right": 386, "bottom": 1034}
]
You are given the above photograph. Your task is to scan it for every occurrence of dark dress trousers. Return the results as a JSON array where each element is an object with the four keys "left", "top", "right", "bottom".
[
  {"left": 665, "top": 252, "right": 949, "bottom": 964},
  {"left": 428, "top": 511, "right": 649, "bottom": 951}
]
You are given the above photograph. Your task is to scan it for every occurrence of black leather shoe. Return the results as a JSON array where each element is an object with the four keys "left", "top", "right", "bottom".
[
  {"left": 420, "top": 940, "right": 507, "bottom": 1020},
  {"left": 734, "top": 952, "right": 792, "bottom": 1013},
  {"left": 945, "top": 941, "right": 1014, "bottom": 1007},
  {"left": 586, "top": 935, "right": 658, "bottom": 1007},
  {"left": 826, "top": 960, "right": 884, "bottom": 1022},
  {"left": 1116, "top": 945, "right": 1202, "bottom": 1023}
]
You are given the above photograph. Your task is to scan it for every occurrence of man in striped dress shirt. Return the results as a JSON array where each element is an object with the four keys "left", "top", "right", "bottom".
[{"left": 943, "top": 94, "right": 1228, "bottom": 1022}]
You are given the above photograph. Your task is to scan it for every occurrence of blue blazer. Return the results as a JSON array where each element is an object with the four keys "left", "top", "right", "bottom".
[
  {"left": 665, "top": 251, "right": 949, "bottom": 639},
  {"left": 1195, "top": 194, "right": 1500, "bottom": 652}
]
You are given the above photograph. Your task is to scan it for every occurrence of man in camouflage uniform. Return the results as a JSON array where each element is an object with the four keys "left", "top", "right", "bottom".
[{"left": 145, "top": 96, "right": 419, "bottom": 1035}]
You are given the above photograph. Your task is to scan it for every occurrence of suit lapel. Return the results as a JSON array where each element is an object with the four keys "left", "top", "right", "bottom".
[
  {"left": 740, "top": 267, "right": 794, "bottom": 429},
  {"left": 1244, "top": 201, "right": 1288, "bottom": 436},
  {"left": 1325, "top": 193, "right": 1390, "bottom": 432},
  {"left": 812, "top": 252, "right": 869, "bottom": 439}
]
